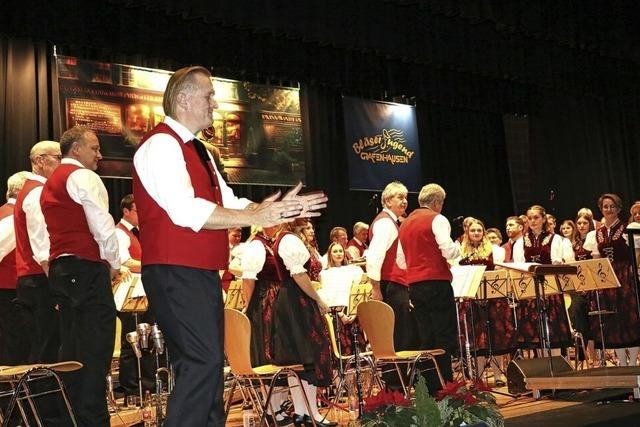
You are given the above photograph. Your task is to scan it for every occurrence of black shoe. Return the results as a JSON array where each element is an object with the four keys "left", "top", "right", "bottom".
[
  {"left": 293, "top": 414, "right": 306, "bottom": 427},
  {"left": 275, "top": 415, "right": 293, "bottom": 426}
]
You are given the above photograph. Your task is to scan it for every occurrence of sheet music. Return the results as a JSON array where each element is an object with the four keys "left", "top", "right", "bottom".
[
  {"left": 478, "top": 269, "right": 510, "bottom": 299},
  {"left": 113, "top": 279, "right": 130, "bottom": 311},
  {"left": 318, "top": 265, "right": 362, "bottom": 308},
  {"left": 568, "top": 258, "right": 620, "bottom": 290},
  {"left": 130, "top": 274, "right": 146, "bottom": 298},
  {"left": 450, "top": 265, "right": 486, "bottom": 299}
]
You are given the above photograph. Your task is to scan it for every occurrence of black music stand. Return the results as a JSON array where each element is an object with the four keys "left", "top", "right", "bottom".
[{"left": 476, "top": 270, "right": 512, "bottom": 388}]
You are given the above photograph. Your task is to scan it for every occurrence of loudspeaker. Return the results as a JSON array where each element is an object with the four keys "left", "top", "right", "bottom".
[{"left": 506, "top": 356, "right": 573, "bottom": 394}]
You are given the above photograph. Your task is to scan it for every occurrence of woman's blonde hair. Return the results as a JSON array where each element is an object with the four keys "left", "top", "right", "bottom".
[{"left": 460, "top": 218, "right": 493, "bottom": 259}]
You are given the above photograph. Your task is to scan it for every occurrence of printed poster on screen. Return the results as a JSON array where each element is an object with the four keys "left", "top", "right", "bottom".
[
  {"left": 342, "top": 96, "right": 421, "bottom": 192},
  {"left": 56, "top": 56, "right": 304, "bottom": 185}
]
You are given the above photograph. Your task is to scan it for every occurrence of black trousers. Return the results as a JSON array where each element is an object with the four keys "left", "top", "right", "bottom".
[
  {"left": 381, "top": 281, "right": 417, "bottom": 390},
  {"left": 0, "top": 289, "right": 29, "bottom": 365},
  {"left": 15, "top": 274, "right": 59, "bottom": 363},
  {"left": 143, "top": 265, "right": 225, "bottom": 427},
  {"left": 409, "top": 280, "right": 457, "bottom": 394},
  {"left": 49, "top": 257, "right": 116, "bottom": 427},
  {"left": 381, "top": 281, "right": 417, "bottom": 350}
]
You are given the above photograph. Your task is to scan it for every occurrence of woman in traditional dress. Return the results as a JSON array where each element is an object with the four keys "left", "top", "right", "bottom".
[
  {"left": 240, "top": 224, "right": 293, "bottom": 425},
  {"left": 324, "top": 242, "right": 367, "bottom": 357},
  {"left": 271, "top": 223, "right": 336, "bottom": 427},
  {"left": 457, "top": 218, "right": 513, "bottom": 386},
  {"left": 513, "top": 205, "right": 572, "bottom": 353},
  {"left": 589, "top": 194, "right": 640, "bottom": 366}
]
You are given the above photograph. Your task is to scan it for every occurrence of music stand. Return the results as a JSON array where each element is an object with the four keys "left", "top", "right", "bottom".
[
  {"left": 348, "top": 283, "right": 371, "bottom": 316},
  {"left": 567, "top": 258, "right": 621, "bottom": 367},
  {"left": 450, "top": 265, "right": 486, "bottom": 380},
  {"left": 475, "top": 270, "right": 514, "bottom": 388},
  {"left": 497, "top": 263, "right": 577, "bottom": 377},
  {"left": 224, "top": 280, "right": 245, "bottom": 310},
  {"left": 112, "top": 273, "right": 148, "bottom": 402}
]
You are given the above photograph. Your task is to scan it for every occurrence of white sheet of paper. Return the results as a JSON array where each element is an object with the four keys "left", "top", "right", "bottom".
[
  {"left": 113, "top": 278, "right": 131, "bottom": 311},
  {"left": 450, "top": 265, "right": 486, "bottom": 298},
  {"left": 318, "top": 265, "right": 362, "bottom": 308},
  {"left": 130, "top": 273, "right": 146, "bottom": 298},
  {"left": 495, "top": 262, "right": 540, "bottom": 273}
]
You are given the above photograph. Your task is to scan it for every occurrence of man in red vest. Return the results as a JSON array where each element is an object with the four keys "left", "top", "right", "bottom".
[
  {"left": 0, "top": 172, "right": 29, "bottom": 364},
  {"left": 502, "top": 216, "right": 524, "bottom": 263},
  {"left": 115, "top": 194, "right": 141, "bottom": 273},
  {"left": 346, "top": 221, "right": 368, "bottom": 260},
  {"left": 14, "top": 140, "right": 61, "bottom": 365},
  {"left": 114, "top": 193, "right": 158, "bottom": 399},
  {"left": 366, "top": 182, "right": 414, "bottom": 351},
  {"left": 132, "top": 66, "right": 326, "bottom": 427},
  {"left": 41, "top": 126, "right": 120, "bottom": 427},
  {"left": 398, "top": 183, "right": 460, "bottom": 394}
]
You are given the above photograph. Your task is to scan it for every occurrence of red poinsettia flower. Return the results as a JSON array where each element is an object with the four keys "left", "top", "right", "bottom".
[
  {"left": 471, "top": 380, "right": 492, "bottom": 392},
  {"left": 436, "top": 380, "right": 466, "bottom": 401},
  {"left": 363, "top": 389, "right": 412, "bottom": 412},
  {"left": 463, "top": 393, "right": 479, "bottom": 405}
]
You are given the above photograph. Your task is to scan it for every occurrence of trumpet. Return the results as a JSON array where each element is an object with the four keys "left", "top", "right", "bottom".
[
  {"left": 137, "top": 323, "right": 151, "bottom": 350},
  {"left": 125, "top": 331, "right": 142, "bottom": 359}
]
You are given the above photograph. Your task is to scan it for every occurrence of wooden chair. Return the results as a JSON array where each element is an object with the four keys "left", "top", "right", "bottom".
[
  {"left": 224, "top": 308, "right": 317, "bottom": 426},
  {"left": 357, "top": 300, "right": 446, "bottom": 397},
  {"left": 0, "top": 361, "right": 82, "bottom": 427},
  {"left": 323, "top": 314, "right": 381, "bottom": 404}
]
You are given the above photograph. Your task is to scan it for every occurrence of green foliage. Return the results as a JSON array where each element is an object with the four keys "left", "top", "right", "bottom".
[{"left": 357, "top": 377, "right": 504, "bottom": 427}]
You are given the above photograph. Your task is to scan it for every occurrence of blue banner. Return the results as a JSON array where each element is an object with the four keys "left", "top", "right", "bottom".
[{"left": 342, "top": 97, "right": 422, "bottom": 192}]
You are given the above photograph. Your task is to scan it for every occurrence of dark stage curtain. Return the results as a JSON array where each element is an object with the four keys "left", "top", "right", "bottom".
[
  {"left": 0, "top": 37, "right": 53, "bottom": 197},
  {"left": 528, "top": 92, "right": 640, "bottom": 223},
  {"left": 1, "top": 32, "right": 638, "bottom": 241}
]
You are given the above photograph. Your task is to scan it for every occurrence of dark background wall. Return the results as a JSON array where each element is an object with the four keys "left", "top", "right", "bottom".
[{"left": 1, "top": 1, "right": 639, "bottom": 249}]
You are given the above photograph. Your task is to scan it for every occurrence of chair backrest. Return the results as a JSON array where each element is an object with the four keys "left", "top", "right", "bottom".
[
  {"left": 357, "top": 300, "right": 396, "bottom": 358},
  {"left": 224, "top": 308, "right": 256, "bottom": 375}
]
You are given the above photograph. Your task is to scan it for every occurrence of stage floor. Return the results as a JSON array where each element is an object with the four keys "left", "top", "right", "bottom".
[{"left": 109, "top": 382, "right": 640, "bottom": 426}]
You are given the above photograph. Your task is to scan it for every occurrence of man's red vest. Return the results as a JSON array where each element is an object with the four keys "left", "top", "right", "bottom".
[
  {"left": 116, "top": 222, "right": 142, "bottom": 261},
  {"left": 368, "top": 211, "right": 406, "bottom": 285},
  {"left": 132, "top": 123, "right": 228, "bottom": 270},
  {"left": 15, "top": 179, "right": 45, "bottom": 277},
  {"left": 346, "top": 238, "right": 366, "bottom": 258},
  {"left": 41, "top": 164, "right": 103, "bottom": 263},
  {"left": 398, "top": 208, "right": 452, "bottom": 284},
  {"left": 0, "top": 202, "right": 17, "bottom": 289}
]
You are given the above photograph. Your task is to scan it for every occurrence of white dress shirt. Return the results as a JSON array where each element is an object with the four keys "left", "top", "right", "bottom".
[
  {"left": 21, "top": 173, "right": 50, "bottom": 265},
  {"left": 115, "top": 218, "right": 135, "bottom": 264},
  {"left": 492, "top": 245, "right": 506, "bottom": 264},
  {"left": 61, "top": 158, "right": 120, "bottom": 270},
  {"left": 366, "top": 208, "right": 405, "bottom": 282},
  {"left": 0, "top": 199, "right": 16, "bottom": 263},
  {"left": 396, "top": 211, "right": 461, "bottom": 271},
  {"left": 133, "top": 116, "right": 251, "bottom": 232},
  {"left": 561, "top": 236, "right": 575, "bottom": 262},
  {"left": 512, "top": 232, "right": 563, "bottom": 263}
]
